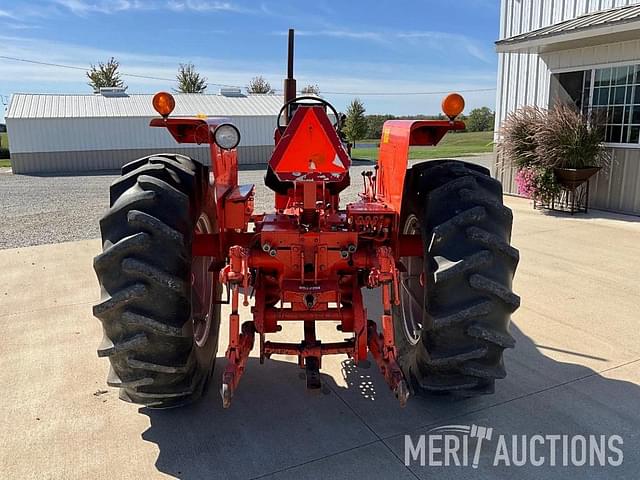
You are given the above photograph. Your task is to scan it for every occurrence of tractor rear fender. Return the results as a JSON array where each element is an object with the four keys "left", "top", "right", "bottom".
[
  {"left": 150, "top": 117, "right": 239, "bottom": 197},
  {"left": 375, "top": 120, "right": 465, "bottom": 215},
  {"left": 150, "top": 117, "right": 252, "bottom": 258}
]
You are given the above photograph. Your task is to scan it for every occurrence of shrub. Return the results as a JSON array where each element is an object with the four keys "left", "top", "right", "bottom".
[
  {"left": 536, "top": 104, "right": 610, "bottom": 170},
  {"left": 497, "top": 106, "right": 545, "bottom": 169},
  {"left": 498, "top": 104, "right": 609, "bottom": 171},
  {"left": 0, "top": 148, "right": 10, "bottom": 159}
]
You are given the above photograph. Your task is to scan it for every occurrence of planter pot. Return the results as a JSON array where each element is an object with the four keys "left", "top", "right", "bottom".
[
  {"left": 553, "top": 167, "right": 601, "bottom": 190},
  {"left": 544, "top": 167, "right": 602, "bottom": 215}
]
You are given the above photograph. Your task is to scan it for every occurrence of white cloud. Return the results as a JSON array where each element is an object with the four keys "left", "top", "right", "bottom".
[
  {"left": 51, "top": 0, "right": 252, "bottom": 15},
  {"left": 53, "top": 0, "right": 137, "bottom": 15},
  {"left": 396, "top": 31, "right": 490, "bottom": 63},
  {"left": 0, "top": 9, "right": 16, "bottom": 19},
  {"left": 296, "top": 29, "right": 386, "bottom": 42},
  {"left": 280, "top": 28, "right": 492, "bottom": 63},
  {"left": 167, "top": 1, "right": 249, "bottom": 12}
]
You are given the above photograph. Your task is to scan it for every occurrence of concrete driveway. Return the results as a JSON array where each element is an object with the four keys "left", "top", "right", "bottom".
[{"left": 1, "top": 196, "right": 639, "bottom": 479}]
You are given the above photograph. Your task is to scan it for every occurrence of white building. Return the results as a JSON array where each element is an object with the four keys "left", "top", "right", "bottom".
[
  {"left": 496, "top": 0, "right": 640, "bottom": 215},
  {"left": 5, "top": 91, "right": 284, "bottom": 174}
]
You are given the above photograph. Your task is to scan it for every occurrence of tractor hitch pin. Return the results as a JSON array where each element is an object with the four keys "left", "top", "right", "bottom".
[
  {"left": 372, "top": 165, "right": 379, "bottom": 200},
  {"left": 361, "top": 171, "right": 368, "bottom": 197}
]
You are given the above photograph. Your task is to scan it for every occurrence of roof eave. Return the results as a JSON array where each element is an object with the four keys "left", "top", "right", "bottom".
[{"left": 496, "top": 19, "right": 640, "bottom": 53}]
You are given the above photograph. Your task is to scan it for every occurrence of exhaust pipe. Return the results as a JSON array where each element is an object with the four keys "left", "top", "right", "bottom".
[{"left": 283, "top": 28, "right": 297, "bottom": 124}]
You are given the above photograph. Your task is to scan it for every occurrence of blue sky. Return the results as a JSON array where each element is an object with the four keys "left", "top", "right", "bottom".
[{"left": 0, "top": 0, "right": 501, "bottom": 121}]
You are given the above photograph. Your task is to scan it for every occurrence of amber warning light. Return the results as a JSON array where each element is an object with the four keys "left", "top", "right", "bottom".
[
  {"left": 442, "top": 93, "right": 465, "bottom": 120},
  {"left": 153, "top": 92, "right": 176, "bottom": 118}
]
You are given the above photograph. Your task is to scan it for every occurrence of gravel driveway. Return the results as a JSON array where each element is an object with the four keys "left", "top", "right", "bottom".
[
  {"left": 0, "top": 155, "right": 493, "bottom": 249},
  {"left": 0, "top": 172, "right": 116, "bottom": 249}
]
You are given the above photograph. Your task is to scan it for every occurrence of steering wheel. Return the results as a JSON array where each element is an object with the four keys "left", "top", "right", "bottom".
[{"left": 277, "top": 96, "right": 341, "bottom": 130}]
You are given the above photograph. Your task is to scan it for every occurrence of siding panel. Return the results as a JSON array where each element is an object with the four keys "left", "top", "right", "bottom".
[
  {"left": 7, "top": 116, "right": 277, "bottom": 155},
  {"left": 10, "top": 145, "right": 274, "bottom": 174}
]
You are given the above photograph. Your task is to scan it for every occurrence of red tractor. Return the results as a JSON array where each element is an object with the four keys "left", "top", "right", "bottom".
[{"left": 93, "top": 30, "right": 519, "bottom": 409}]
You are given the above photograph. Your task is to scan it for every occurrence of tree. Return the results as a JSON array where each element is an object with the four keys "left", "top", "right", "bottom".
[
  {"left": 87, "top": 57, "right": 125, "bottom": 93},
  {"left": 301, "top": 84, "right": 320, "bottom": 95},
  {"left": 466, "top": 107, "right": 496, "bottom": 132},
  {"left": 343, "top": 98, "right": 368, "bottom": 147},
  {"left": 246, "top": 76, "right": 274, "bottom": 94},
  {"left": 366, "top": 114, "right": 396, "bottom": 139},
  {"left": 175, "top": 63, "right": 207, "bottom": 93}
]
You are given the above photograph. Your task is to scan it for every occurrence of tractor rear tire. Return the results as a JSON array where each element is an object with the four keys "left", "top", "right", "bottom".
[
  {"left": 93, "top": 153, "right": 221, "bottom": 408},
  {"left": 394, "top": 160, "right": 520, "bottom": 397}
]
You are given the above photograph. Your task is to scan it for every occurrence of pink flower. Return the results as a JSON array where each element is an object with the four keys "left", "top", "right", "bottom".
[{"left": 515, "top": 168, "right": 537, "bottom": 198}]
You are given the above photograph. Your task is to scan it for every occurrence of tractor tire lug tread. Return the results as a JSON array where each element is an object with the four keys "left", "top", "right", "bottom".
[
  {"left": 426, "top": 347, "right": 489, "bottom": 368},
  {"left": 127, "top": 210, "right": 185, "bottom": 245},
  {"left": 467, "top": 324, "right": 516, "bottom": 349},
  {"left": 127, "top": 355, "right": 192, "bottom": 374},
  {"left": 430, "top": 206, "right": 487, "bottom": 248},
  {"left": 93, "top": 233, "right": 150, "bottom": 275},
  {"left": 469, "top": 274, "right": 521, "bottom": 312},
  {"left": 460, "top": 360, "right": 507, "bottom": 380},
  {"left": 107, "top": 366, "right": 154, "bottom": 388},
  {"left": 93, "top": 284, "right": 147, "bottom": 317},
  {"left": 121, "top": 258, "right": 188, "bottom": 295},
  {"left": 433, "top": 250, "right": 492, "bottom": 283},
  {"left": 97, "top": 332, "right": 148, "bottom": 357},
  {"left": 120, "top": 311, "right": 188, "bottom": 338},
  {"left": 431, "top": 300, "right": 493, "bottom": 330},
  {"left": 466, "top": 226, "right": 520, "bottom": 265}
]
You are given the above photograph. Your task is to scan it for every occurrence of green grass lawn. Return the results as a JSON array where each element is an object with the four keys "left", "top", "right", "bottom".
[
  {"left": 0, "top": 132, "right": 11, "bottom": 167},
  {"left": 352, "top": 131, "right": 494, "bottom": 161}
]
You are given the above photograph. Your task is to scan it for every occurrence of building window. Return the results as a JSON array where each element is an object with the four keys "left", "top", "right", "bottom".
[{"left": 551, "top": 64, "right": 640, "bottom": 146}]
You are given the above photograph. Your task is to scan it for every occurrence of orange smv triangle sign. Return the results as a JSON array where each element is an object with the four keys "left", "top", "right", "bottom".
[{"left": 270, "top": 105, "right": 350, "bottom": 182}]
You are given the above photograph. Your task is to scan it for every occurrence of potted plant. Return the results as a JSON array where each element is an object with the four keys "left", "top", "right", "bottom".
[
  {"left": 498, "top": 104, "right": 610, "bottom": 212},
  {"left": 536, "top": 105, "right": 610, "bottom": 189}
]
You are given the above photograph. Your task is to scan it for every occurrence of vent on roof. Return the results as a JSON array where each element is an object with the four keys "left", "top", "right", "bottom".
[
  {"left": 98, "top": 87, "right": 129, "bottom": 97},
  {"left": 220, "top": 88, "right": 245, "bottom": 97}
]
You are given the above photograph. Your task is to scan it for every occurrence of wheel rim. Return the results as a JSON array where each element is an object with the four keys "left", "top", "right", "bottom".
[
  {"left": 192, "top": 213, "right": 215, "bottom": 348},
  {"left": 399, "top": 214, "right": 424, "bottom": 345}
]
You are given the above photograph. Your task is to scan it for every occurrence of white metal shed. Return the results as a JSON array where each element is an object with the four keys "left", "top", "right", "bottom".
[{"left": 5, "top": 92, "right": 285, "bottom": 174}]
